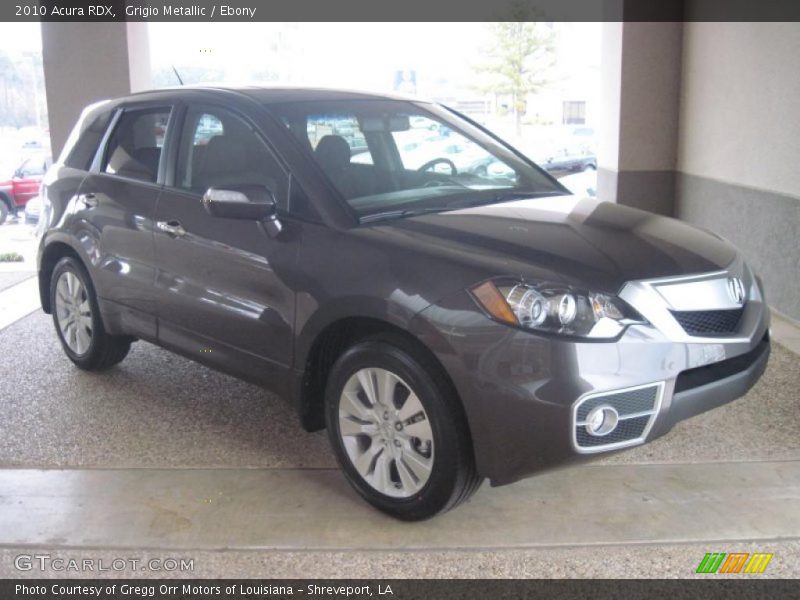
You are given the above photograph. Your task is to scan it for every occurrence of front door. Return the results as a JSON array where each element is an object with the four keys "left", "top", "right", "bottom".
[{"left": 153, "top": 104, "right": 297, "bottom": 390}]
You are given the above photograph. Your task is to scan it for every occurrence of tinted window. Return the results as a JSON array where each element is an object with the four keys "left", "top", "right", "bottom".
[
  {"left": 175, "top": 106, "right": 288, "bottom": 208},
  {"left": 392, "top": 115, "right": 517, "bottom": 183},
  {"left": 306, "top": 114, "right": 372, "bottom": 165},
  {"left": 102, "top": 108, "right": 170, "bottom": 183},
  {"left": 63, "top": 109, "right": 113, "bottom": 171},
  {"left": 269, "top": 99, "right": 559, "bottom": 220}
]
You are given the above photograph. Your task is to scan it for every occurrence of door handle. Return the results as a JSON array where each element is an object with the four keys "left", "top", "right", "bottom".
[
  {"left": 79, "top": 193, "right": 98, "bottom": 208},
  {"left": 156, "top": 220, "right": 186, "bottom": 237}
]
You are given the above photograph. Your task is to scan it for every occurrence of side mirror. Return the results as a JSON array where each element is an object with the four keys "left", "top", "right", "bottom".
[{"left": 202, "top": 185, "right": 282, "bottom": 236}]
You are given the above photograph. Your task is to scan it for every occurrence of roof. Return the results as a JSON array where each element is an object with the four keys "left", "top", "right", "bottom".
[{"left": 126, "top": 84, "right": 431, "bottom": 105}]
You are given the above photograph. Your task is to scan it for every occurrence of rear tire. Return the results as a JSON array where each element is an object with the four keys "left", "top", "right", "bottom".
[
  {"left": 50, "top": 256, "right": 131, "bottom": 371},
  {"left": 325, "top": 335, "right": 482, "bottom": 520},
  {"left": 0, "top": 201, "right": 8, "bottom": 225}
]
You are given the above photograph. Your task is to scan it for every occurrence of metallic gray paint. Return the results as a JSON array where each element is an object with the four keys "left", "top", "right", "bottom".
[{"left": 37, "top": 87, "right": 771, "bottom": 487}]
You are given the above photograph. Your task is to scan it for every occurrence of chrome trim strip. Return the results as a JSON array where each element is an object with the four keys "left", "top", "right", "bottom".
[
  {"left": 575, "top": 409, "right": 656, "bottom": 426},
  {"left": 653, "top": 275, "right": 745, "bottom": 310},
  {"left": 571, "top": 382, "right": 665, "bottom": 454},
  {"left": 618, "top": 255, "right": 763, "bottom": 344}
]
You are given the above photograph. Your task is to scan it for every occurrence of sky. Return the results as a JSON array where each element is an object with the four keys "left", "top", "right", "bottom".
[
  {"left": 0, "top": 22, "right": 600, "bottom": 95},
  {"left": 0, "top": 22, "right": 41, "bottom": 54}
]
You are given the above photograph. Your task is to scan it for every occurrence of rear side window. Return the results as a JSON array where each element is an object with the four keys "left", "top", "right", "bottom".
[
  {"left": 63, "top": 109, "right": 113, "bottom": 171},
  {"left": 102, "top": 108, "right": 171, "bottom": 183}
]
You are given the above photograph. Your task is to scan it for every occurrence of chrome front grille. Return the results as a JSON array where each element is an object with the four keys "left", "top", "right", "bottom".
[
  {"left": 671, "top": 308, "right": 744, "bottom": 336},
  {"left": 572, "top": 383, "right": 663, "bottom": 453}
]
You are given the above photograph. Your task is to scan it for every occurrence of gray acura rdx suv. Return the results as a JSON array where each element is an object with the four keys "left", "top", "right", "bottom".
[{"left": 37, "top": 87, "right": 770, "bottom": 520}]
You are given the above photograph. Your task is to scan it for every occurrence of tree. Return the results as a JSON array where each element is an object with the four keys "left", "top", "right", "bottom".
[{"left": 476, "top": 21, "right": 556, "bottom": 135}]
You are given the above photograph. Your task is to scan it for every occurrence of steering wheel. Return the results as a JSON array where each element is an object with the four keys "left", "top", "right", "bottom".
[{"left": 417, "top": 158, "right": 457, "bottom": 176}]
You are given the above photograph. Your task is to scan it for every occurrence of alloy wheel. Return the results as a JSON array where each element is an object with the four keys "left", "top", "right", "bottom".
[
  {"left": 54, "top": 271, "right": 93, "bottom": 355},
  {"left": 338, "top": 367, "right": 434, "bottom": 498}
]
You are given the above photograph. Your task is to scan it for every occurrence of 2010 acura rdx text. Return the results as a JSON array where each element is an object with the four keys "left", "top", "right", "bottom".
[{"left": 37, "top": 87, "right": 770, "bottom": 520}]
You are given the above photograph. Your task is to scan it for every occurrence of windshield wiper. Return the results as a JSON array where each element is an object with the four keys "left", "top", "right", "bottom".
[
  {"left": 359, "top": 190, "right": 566, "bottom": 224},
  {"left": 360, "top": 206, "right": 453, "bottom": 224}
]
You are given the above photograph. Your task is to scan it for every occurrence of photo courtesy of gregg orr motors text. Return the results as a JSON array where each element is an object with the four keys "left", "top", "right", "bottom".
[{"left": 15, "top": 584, "right": 391, "bottom": 597}]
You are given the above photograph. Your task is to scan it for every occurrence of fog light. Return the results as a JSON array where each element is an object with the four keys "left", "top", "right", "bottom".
[{"left": 585, "top": 405, "right": 619, "bottom": 437}]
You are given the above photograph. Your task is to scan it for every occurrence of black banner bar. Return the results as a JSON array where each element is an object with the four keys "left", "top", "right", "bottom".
[
  {"left": 2, "top": 579, "right": 799, "bottom": 600},
  {"left": 3, "top": 0, "right": 800, "bottom": 22}
]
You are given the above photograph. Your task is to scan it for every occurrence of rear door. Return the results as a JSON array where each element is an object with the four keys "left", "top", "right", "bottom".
[
  {"left": 153, "top": 102, "right": 298, "bottom": 389},
  {"left": 76, "top": 103, "right": 174, "bottom": 339}
]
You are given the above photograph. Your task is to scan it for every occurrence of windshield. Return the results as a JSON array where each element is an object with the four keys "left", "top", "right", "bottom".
[{"left": 265, "top": 99, "right": 564, "bottom": 221}]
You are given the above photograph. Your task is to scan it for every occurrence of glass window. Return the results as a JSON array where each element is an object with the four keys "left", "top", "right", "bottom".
[
  {"left": 306, "top": 114, "right": 372, "bottom": 165},
  {"left": 392, "top": 115, "right": 516, "bottom": 181},
  {"left": 102, "top": 108, "right": 170, "bottom": 183},
  {"left": 175, "top": 106, "right": 288, "bottom": 208},
  {"left": 562, "top": 101, "right": 586, "bottom": 125},
  {"left": 268, "top": 99, "right": 560, "bottom": 221},
  {"left": 63, "top": 108, "right": 114, "bottom": 171},
  {"left": 193, "top": 113, "right": 224, "bottom": 145}
]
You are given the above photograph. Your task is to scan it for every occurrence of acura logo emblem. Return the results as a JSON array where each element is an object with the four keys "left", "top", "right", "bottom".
[{"left": 727, "top": 277, "right": 746, "bottom": 305}]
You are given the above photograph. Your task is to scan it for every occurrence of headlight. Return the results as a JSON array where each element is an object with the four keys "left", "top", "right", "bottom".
[{"left": 470, "top": 279, "right": 647, "bottom": 339}]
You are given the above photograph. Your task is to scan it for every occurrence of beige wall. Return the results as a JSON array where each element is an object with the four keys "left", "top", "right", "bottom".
[
  {"left": 676, "top": 21, "right": 800, "bottom": 322},
  {"left": 618, "top": 22, "right": 683, "bottom": 171},
  {"left": 597, "top": 22, "right": 682, "bottom": 216},
  {"left": 678, "top": 22, "right": 800, "bottom": 197},
  {"left": 599, "top": 22, "right": 683, "bottom": 172}
]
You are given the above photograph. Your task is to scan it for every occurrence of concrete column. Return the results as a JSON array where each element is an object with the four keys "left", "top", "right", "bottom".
[
  {"left": 41, "top": 22, "right": 151, "bottom": 157},
  {"left": 597, "top": 20, "right": 683, "bottom": 216}
]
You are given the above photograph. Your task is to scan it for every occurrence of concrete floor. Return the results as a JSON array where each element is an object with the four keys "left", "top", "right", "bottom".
[{"left": 0, "top": 309, "right": 799, "bottom": 578}]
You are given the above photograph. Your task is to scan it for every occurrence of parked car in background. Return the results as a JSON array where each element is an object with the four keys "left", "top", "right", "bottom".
[
  {"left": 38, "top": 88, "right": 769, "bottom": 520},
  {"left": 24, "top": 194, "right": 43, "bottom": 224},
  {"left": 0, "top": 153, "right": 51, "bottom": 224},
  {"left": 529, "top": 144, "right": 596, "bottom": 178}
]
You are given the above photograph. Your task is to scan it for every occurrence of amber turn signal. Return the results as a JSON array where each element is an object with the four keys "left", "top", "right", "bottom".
[{"left": 470, "top": 280, "right": 518, "bottom": 325}]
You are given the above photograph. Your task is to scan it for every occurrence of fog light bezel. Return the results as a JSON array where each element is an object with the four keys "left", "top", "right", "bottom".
[
  {"left": 571, "top": 381, "right": 665, "bottom": 454},
  {"left": 585, "top": 405, "right": 620, "bottom": 437}
]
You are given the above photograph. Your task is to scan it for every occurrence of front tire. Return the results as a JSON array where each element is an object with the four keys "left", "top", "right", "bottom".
[
  {"left": 0, "top": 201, "right": 8, "bottom": 225},
  {"left": 325, "top": 336, "right": 482, "bottom": 520},
  {"left": 50, "top": 256, "right": 131, "bottom": 370}
]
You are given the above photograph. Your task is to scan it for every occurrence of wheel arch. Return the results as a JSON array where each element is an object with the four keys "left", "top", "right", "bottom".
[
  {"left": 39, "top": 241, "right": 83, "bottom": 313},
  {"left": 297, "top": 315, "right": 468, "bottom": 445}
]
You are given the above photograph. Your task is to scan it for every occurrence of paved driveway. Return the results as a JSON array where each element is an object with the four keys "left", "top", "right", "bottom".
[{"left": 0, "top": 308, "right": 798, "bottom": 578}]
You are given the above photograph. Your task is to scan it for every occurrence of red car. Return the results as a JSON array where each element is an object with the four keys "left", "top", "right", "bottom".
[{"left": 0, "top": 154, "right": 51, "bottom": 224}]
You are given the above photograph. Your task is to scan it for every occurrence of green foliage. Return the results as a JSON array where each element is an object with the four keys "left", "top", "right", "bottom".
[
  {"left": 0, "top": 50, "right": 46, "bottom": 128},
  {"left": 0, "top": 251, "right": 24, "bottom": 263},
  {"left": 475, "top": 16, "right": 556, "bottom": 131},
  {"left": 479, "top": 22, "right": 556, "bottom": 97}
]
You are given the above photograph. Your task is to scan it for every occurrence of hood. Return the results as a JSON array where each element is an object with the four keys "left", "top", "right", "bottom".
[{"left": 374, "top": 195, "right": 737, "bottom": 293}]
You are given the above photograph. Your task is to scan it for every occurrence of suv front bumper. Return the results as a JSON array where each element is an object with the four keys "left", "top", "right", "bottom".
[{"left": 409, "top": 264, "right": 771, "bottom": 486}]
